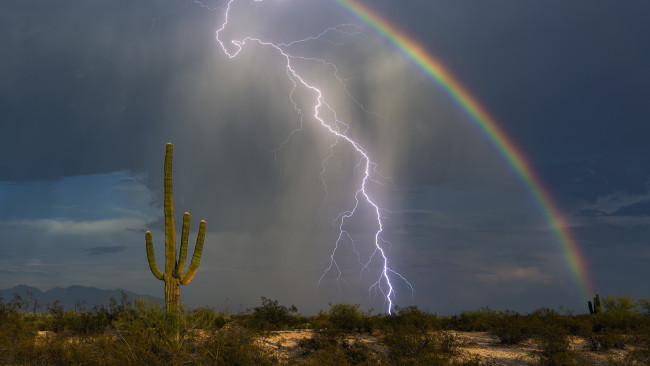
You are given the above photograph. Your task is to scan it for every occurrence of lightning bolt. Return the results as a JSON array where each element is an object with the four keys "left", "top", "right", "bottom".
[{"left": 216, "top": 0, "right": 412, "bottom": 314}]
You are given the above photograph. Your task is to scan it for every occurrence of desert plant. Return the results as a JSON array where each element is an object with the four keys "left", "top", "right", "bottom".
[
  {"left": 382, "top": 305, "right": 440, "bottom": 333},
  {"left": 184, "top": 306, "right": 227, "bottom": 331},
  {"left": 638, "top": 298, "right": 650, "bottom": 315},
  {"left": 245, "top": 296, "right": 299, "bottom": 331},
  {"left": 199, "top": 322, "right": 278, "bottom": 365},
  {"left": 298, "top": 336, "right": 384, "bottom": 366},
  {"left": 603, "top": 294, "right": 639, "bottom": 316},
  {"left": 381, "top": 328, "right": 459, "bottom": 365},
  {"left": 146, "top": 143, "right": 207, "bottom": 316},
  {"left": 489, "top": 310, "right": 532, "bottom": 345},
  {"left": 593, "top": 293, "right": 603, "bottom": 314},
  {"left": 532, "top": 321, "right": 590, "bottom": 366},
  {"left": 326, "top": 303, "right": 373, "bottom": 333},
  {"left": 448, "top": 307, "right": 497, "bottom": 331}
]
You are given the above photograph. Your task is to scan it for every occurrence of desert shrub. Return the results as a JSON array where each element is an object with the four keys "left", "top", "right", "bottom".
[
  {"left": 380, "top": 305, "right": 441, "bottom": 333},
  {"left": 245, "top": 296, "right": 299, "bottom": 331},
  {"left": 381, "top": 329, "right": 459, "bottom": 365},
  {"left": 298, "top": 337, "right": 384, "bottom": 366},
  {"left": 42, "top": 309, "right": 113, "bottom": 334},
  {"left": 584, "top": 329, "right": 628, "bottom": 351},
  {"left": 328, "top": 303, "right": 363, "bottom": 332},
  {"left": 323, "top": 303, "right": 373, "bottom": 334},
  {"left": 299, "top": 304, "right": 381, "bottom": 365},
  {"left": 377, "top": 304, "right": 459, "bottom": 364},
  {"left": 623, "top": 324, "right": 650, "bottom": 365},
  {"left": 184, "top": 306, "right": 227, "bottom": 331},
  {"left": 603, "top": 295, "right": 640, "bottom": 316},
  {"left": 638, "top": 298, "right": 650, "bottom": 315},
  {"left": 564, "top": 314, "right": 592, "bottom": 337},
  {"left": 532, "top": 321, "right": 590, "bottom": 366},
  {"left": 584, "top": 310, "right": 641, "bottom": 351},
  {"left": 112, "top": 298, "right": 167, "bottom": 332},
  {"left": 33, "top": 334, "right": 115, "bottom": 365},
  {"left": 199, "top": 322, "right": 277, "bottom": 365},
  {"left": 448, "top": 307, "right": 498, "bottom": 331},
  {"left": 489, "top": 310, "right": 532, "bottom": 345},
  {"left": 0, "top": 305, "right": 37, "bottom": 365}
]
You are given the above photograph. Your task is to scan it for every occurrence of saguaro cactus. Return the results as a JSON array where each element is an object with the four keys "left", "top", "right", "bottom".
[
  {"left": 145, "top": 143, "right": 206, "bottom": 314},
  {"left": 593, "top": 293, "right": 603, "bottom": 314}
]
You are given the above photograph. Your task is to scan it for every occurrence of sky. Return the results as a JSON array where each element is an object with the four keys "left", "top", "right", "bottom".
[{"left": 1, "top": 0, "right": 649, "bottom": 315}]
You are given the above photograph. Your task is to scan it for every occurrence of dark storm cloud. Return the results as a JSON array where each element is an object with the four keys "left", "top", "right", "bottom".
[
  {"left": 576, "top": 200, "right": 650, "bottom": 218},
  {"left": 2, "top": 0, "right": 650, "bottom": 314},
  {"left": 369, "top": 0, "right": 650, "bottom": 190},
  {"left": 0, "top": 0, "right": 237, "bottom": 182},
  {"left": 85, "top": 245, "right": 128, "bottom": 256},
  {"left": 539, "top": 157, "right": 650, "bottom": 206},
  {"left": 609, "top": 199, "right": 650, "bottom": 217}
]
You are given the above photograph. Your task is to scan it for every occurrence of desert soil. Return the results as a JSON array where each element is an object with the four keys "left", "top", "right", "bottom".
[
  {"left": 36, "top": 328, "right": 631, "bottom": 364},
  {"left": 259, "top": 329, "right": 630, "bottom": 365}
]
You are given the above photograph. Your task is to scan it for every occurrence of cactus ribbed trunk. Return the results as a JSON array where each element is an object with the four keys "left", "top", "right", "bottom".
[
  {"left": 593, "top": 293, "right": 602, "bottom": 314},
  {"left": 164, "top": 274, "right": 181, "bottom": 314},
  {"left": 145, "top": 143, "right": 207, "bottom": 316},
  {"left": 163, "top": 142, "right": 179, "bottom": 314}
]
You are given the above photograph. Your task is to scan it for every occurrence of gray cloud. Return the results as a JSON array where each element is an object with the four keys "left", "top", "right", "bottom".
[
  {"left": 1, "top": 0, "right": 649, "bottom": 314},
  {"left": 85, "top": 246, "right": 128, "bottom": 256},
  {"left": 609, "top": 199, "right": 650, "bottom": 217}
]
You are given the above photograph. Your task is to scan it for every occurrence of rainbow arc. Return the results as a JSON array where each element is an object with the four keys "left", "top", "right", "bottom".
[{"left": 334, "top": 0, "right": 594, "bottom": 299}]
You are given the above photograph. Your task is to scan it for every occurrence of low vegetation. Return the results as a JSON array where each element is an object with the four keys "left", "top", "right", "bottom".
[{"left": 0, "top": 293, "right": 649, "bottom": 365}]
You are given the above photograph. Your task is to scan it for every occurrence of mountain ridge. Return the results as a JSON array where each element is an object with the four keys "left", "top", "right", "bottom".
[{"left": 0, "top": 284, "right": 162, "bottom": 312}]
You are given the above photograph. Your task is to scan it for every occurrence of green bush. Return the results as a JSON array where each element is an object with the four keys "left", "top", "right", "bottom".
[
  {"left": 448, "top": 307, "right": 498, "bottom": 331},
  {"left": 298, "top": 333, "right": 384, "bottom": 366},
  {"left": 199, "top": 322, "right": 278, "bottom": 365},
  {"left": 381, "top": 305, "right": 440, "bottom": 333},
  {"left": 532, "top": 321, "right": 590, "bottom": 366},
  {"left": 603, "top": 295, "right": 640, "bottom": 316},
  {"left": 184, "top": 305, "right": 227, "bottom": 331},
  {"left": 0, "top": 306, "right": 37, "bottom": 364},
  {"left": 2, "top": 292, "right": 650, "bottom": 364},
  {"left": 624, "top": 324, "right": 650, "bottom": 365},
  {"left": 245, "top": 296, "right": 299, "bottom": 331},
  {"left": 489, "top": 310, "right": 532, "bottom": 345},
  {"left": 381, "top": 329, "right": 459, "bottom": 365},
  {"left": 326, "top": 303, "right": 373, "bottom": 333}
]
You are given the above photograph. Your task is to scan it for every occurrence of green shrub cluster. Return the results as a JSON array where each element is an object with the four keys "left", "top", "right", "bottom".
[
  {"left": 235, "top": 296, "right": 301, "bottom": 331},
  {"left": 297, "top": 303, "right": 385, "bottom": 365},
  {"left": 1, "top": 293, "right": 649, "bottom": 365},
  {"left": 0, "top": 295, "right": 277, "bottom": 365}
]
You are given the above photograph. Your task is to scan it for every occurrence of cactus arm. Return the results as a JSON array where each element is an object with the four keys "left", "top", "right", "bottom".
[
  {"left": 145, "top": 231, "right": 164, "bottom": 280},
  {"left": 594, "top": 293, "right": 602, "bottom": 313},
  {"left": 164, "top": 143, "right": 176, "bottom": 274},
  {"left": 180, "top": 220, "right": 206, "bottom": 285},
  {"left": 174, "top": 212, "right": 191, "bottom": 277}
]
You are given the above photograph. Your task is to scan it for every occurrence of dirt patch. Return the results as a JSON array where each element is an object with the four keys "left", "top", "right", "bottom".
[{"left": 257, "top": 330, "right": 632, "bottom": 365}]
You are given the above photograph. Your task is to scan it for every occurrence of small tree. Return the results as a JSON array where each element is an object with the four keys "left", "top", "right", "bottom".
[
  {"left": 249, "top": 297, "right": 298, "bottom": 331},
  {"left": 603, "top": 294, "right": 639, "bottom": 316},
  {"left": 26, "top": 291, "right": 41, "bottom": 314}
]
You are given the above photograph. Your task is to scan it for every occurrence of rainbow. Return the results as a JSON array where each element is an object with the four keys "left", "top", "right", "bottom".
[{"left": 333, "top": 0, "right": 594, "bottom": 300}]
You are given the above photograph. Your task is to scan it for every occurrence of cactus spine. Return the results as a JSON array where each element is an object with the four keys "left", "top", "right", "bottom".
[{"left": 145, "top": 143, "right": 206, "bottom": 314}]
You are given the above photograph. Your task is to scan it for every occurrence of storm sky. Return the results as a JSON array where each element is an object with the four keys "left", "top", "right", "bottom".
[{"left": 1, "top": 0, "right": 649, "bottom": 315}]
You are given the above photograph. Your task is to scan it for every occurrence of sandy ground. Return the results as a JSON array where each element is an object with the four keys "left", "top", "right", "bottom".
[
  {"left": 36, "top": 329, "right": 631, "bottom": 364},
  {"left": 259, "top": 329, "right": 631, "bottom": 365}
]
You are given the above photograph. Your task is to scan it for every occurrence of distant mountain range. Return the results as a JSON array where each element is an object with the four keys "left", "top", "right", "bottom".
[{"left": 0, "top": 285, "right": 162, "bottom": 312}]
